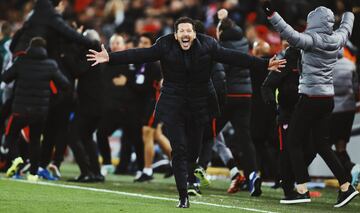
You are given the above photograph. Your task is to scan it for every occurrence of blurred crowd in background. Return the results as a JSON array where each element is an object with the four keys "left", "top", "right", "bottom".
[{"left": 1, "top": 0, "right": 359, "bottom": 57}]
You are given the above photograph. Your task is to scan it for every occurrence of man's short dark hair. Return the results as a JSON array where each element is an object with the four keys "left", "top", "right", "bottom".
[
  {"left": 218, "top": 18, "right": 235, "bottom": 32},
  {"left": 30, "top": 37, "right": 47, "bottom": 48},
  {"left": 174, "top": 17, "right": 195, "bottom": 32},
  {"left": 140, "top": 33, "right": 156, "bottom": 45}
]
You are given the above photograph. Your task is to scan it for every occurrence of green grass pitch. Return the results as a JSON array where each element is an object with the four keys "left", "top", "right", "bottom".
[{"left": 0, "top": 163, "right": 359, "bottom": 213}]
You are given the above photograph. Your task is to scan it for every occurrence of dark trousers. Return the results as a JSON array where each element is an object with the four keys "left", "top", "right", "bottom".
[
  {"left": 68, "top": 110, "right": 102, "bottom": 176},
  {"left": 287, "top": 95, "right": 350, "bottom": 185},
  {"left": 162, "top": 109, "right": 205, "bottom": 198},
  {"left": 6, "top": 113, "right": 45, "bottom": 175},
  {"left": 278, "top": 123, "right": 316, "bottom": 195},
  {"left": 96, "top": 107, "right": 144, "bottom": 170},
  {"left": 216, "top": 98, "right": 258, "bottom": 177},
  {"left": 198, "top": 129, "right": 213, "bottom": 170},
  {"left": 40, "top": 102, "right": 72, "bottom": 169},
  {"left": 117, "top": 134, "right": 134, "bottom": 172},
  {"left": 330, "top": 111, "right": 356, "bottom": 174}
]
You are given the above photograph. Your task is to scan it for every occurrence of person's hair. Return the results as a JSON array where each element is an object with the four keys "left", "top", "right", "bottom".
[
  {"left": 109, "top": 34, "right": 124, "bottom": 44},
  {"left": 218, "top": 18, "right": 235, "bottom": 32},
  {"left": 194, "top": 20, "right": 205, "bottom": 34},
  {"left": 1, "top": 22, "right": 12, "bottom": 37},
  {"left": 140, "top": 33, "right": 155, "bottom": 45},
  {"left": 83, "top": 29, "right": 100, "bottom": 42},
  {"left": 30, "top": 37, "right": 47, "bottom": 48},
  {"left": 174, "top": 17, "right": 195, "bottom": 32},
  {"left": 50, "top": 0, "right": 61, "bottom": 7}
]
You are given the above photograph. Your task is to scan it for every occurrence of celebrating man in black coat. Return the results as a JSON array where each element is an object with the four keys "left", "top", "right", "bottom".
[{"left": 87, "top": 17, "right": 286, "bottom": 208}]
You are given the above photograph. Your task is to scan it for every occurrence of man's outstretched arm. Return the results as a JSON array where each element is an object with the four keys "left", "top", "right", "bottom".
[
  {"left": 262, "top": 0, "right": 314, "bottom": 50},
  {"left": 87, "top": 43, "right": 162, "bottom": 66},
  {"left": 212, "top": 40, "right": 286, "bottom": 72},
  {"left": 333, "top": 0, "right": 355, "bottom": 49}
]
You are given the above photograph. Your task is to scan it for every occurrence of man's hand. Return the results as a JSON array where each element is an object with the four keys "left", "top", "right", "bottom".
[
  {"left": 113, "top": 75, "right": 127, "bottom": 86},
  {"left": 268, "top": 55, "right": 286, "bottom": 72},
  {"left": 217, "top": 9, "right": 228, "bottom": 20},
  {"left": 261, "top": 0, "right": 275, "bottom": 17},
  {"left": 86, "top": 44, "right": 109, "bottom": 66}
]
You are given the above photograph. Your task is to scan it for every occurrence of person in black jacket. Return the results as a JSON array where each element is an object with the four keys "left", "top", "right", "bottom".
[
  {"left": 10, "top": 0, "right": 94, "bottom": 56},
  {"left": 2, "top": 37, "right": 70, "bottom": 180},
  {"left": 214, "top": 12, "right": 262, "bottom": 196},
  {"left": 6, "top": 0, "right": 94, "bottom": 179},
  {"left": 87, "top": 17, "right": 286, "bottom": 208},
  {"left": 64, "top": 29, "right": 104, "bottom": 183},
  {"left": 262, "top": 46, "right": 316, "bottom": 203},
  {"left": 96, "top": 34, "right": 144, "bottom": 176},
  {"left": 250, "top": 40, "right": 278, "bottom": 188}
]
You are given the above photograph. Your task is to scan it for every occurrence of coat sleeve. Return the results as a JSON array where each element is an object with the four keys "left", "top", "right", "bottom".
[
  {"left": 109, "top": 41, "right": 162, "bottom": 65},
  {"left": 211, "top": 38, "right": 269, "bottom": 71},
  {"left": 50, "top": 16, "right": 95, "bottom": 48},
  {"left": 1, "top": 59, "right": 19, "bottom": 83},
  {"left": 333, "top": 12, "right": 355, "bottom": 49},
  {"left": 268, "top": 12, "right": 314, "bottom": 50},
  {"left": 51, "top": 61, "right": 71, "bottom": 90}
]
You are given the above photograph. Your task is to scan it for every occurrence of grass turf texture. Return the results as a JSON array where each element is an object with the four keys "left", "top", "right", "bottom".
[{"left": 0, "top": 163, "right": 359, "bottom": 213}]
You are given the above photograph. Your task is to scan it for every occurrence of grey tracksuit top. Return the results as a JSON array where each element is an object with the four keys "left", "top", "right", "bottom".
[{"left": 268, "top": 7, "right": 354, "bottom": 96}]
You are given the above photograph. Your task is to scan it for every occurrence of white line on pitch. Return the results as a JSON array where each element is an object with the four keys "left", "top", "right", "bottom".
[{"left": 3, "top": 179, "right": 278, "bottom": 213}]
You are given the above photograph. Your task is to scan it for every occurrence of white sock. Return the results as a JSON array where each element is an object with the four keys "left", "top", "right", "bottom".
[
  {"left": 143, "top": 168, "right": 153, "bottom": 176},
  {"left": 230, "top": 167, "right": 239, "bottom": 180}
]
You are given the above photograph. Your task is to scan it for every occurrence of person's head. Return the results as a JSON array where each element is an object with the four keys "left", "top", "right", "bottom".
[
  {"left": 252, "top": 40, "right": 270, "bottom": 57},
  {"left": 109, "top": 34, "right": 126, "bottom": 52},
  {"left": 194, "top": 20, "right": 205, "bottom": 34},
  {"left": 306, "top": 6, "right": 335, "bottom": 34},
  {"left": 174, "top": 17, "right": 196, "bottom": 50},
  {"left": 83, "top": 29, "right": 100, "bottom": 42},
  {"left": 138, "top": 33, "right": 155, "bottom": 48},
  {"left": 216, "top": 17, "right": 234, "bottom": 40},
  {"left": 0, "top": 21, "right": 12, "bottom": 39},
  {"left": 29, "top": 37, "right": 47, "bottom": 49}
]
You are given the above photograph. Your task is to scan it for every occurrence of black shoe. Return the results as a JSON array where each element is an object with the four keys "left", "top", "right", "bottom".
[
  {"left": 280, "top": 191, "right": 311, "bottom": 204},
  {"left": 177, "top": 196, "right": 190, "bottom": 208},
  {"left": 187, "top": 183, "right": 202, "bottom": 196},
  {"left": 67, "top": 174, "right": 94, "bottom": 183},
  {"left": 93, "top": 174, "right": 105, "bottom": 182},
  {"left": 334, "top": 185, "right": 359, "bottom": 208},
  {"left": 271, "top": 180, "right": 281, "bottom": 189},
  {"left": 134, "top": 173, "right": 153, "bottom": 182},
  {"left": 249, "top": 173, "right": 262, "bottom": 197}
]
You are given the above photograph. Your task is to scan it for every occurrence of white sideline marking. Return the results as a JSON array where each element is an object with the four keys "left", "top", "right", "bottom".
[{"left": 4, "top": 179, "right": 278, "bottom": 213}]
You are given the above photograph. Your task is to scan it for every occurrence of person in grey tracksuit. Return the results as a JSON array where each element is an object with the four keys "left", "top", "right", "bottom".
[
  {"left": 330, "top": 49, "right": 359, "bottom": 187},
  {"left": 262, "top": 0, "right": 358, "bottom": 207}
]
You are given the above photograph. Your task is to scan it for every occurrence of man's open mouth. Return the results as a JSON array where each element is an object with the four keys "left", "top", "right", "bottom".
[{"left": 181, "top": 38, "right": 190, "bottom": 48}]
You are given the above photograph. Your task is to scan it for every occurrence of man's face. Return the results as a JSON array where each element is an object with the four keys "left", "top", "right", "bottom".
[
  {"left": 110, "top": 36, "right": 126, "bottom": 52},
  {"left": 174, "top": 23, "right": 196, "bottom": 50},
  {"left": 138, "top": 36, "right": 152, "bottom": 48}
]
